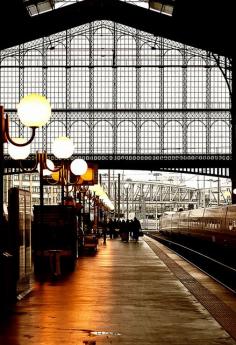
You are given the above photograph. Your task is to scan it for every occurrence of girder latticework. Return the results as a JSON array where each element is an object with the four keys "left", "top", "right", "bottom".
[
  {"left": 0, "top": 20, "right": 232, "bottom": 176},
  {"left": 101, "top": 180, "right": 232, "bottom": 218}
]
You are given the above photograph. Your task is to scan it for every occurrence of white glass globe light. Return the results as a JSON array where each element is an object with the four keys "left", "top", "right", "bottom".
[
  {"left": 8, "top": 138, "right": 31, "bottom": 160},
  {"left": 70, "top": 159, "right": 88, "bottom": 176},
  {"left": 52, "top": 136, "right": 74, "bottom": 159},
  {"left": 37, "top": 159, "right": 55, "bottom": 176},
  {"left": 17, "top": 93, "right": 51, "bottom": 127}
]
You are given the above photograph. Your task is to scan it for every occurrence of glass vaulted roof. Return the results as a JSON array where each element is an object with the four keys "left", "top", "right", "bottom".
[{"left": 23, "top": 0, "right": 175, "bottom": 17}]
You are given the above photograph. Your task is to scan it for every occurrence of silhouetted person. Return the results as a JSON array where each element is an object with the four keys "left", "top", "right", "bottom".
[
  {"left": 101, "top": 221, "right": 107, "bottom": 244},
  {"left": 120, "top": 219, "right": 128, "bottom": 242},
  {"left": 107, "top": 218, "right": 114, "bottom": 239},
  {"left": 133, "top": 217, "right": 141, "bottom": 242}
]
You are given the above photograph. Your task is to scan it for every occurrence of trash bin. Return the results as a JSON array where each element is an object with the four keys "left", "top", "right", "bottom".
[{"left": 0, "top": 251, "right": 16, "bottom": 312}]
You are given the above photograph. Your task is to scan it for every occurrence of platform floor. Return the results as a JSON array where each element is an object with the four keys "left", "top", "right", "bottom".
[{"left": 1, "top": 236, "right": 236, "bottom": 345}]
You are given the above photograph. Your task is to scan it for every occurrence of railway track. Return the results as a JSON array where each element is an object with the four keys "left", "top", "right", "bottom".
[{"left": 146, "top": 232, "right": 236, "bottom": 293}]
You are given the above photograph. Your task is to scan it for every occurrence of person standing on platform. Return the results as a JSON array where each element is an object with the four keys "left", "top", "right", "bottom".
[
  {"left": 129, "top": 219, "right": 135, "bottom": 239},
  {"left": 102, "top": 222, "right": 107, "bottom": 244},
  {"left": 107, "top": 218, "right": 114, "bottom": 239},
  {"left": 120, "top": 219, "right": 128, "bottom": 242},
  {"left": 133, "top": 217, "right": 141, "bottom": 242}
]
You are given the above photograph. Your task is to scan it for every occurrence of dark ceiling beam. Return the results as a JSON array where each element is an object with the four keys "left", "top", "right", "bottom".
[
  {"left": 0, "top": 0, "right": 232, "bottom": 57},
  {"left": 3, "top": 155, "right": 232, "bottom": 170}
]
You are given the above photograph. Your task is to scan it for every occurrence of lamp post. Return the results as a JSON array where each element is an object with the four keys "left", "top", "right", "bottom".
[
  {"left": 1, "top": 94, "right": 89, "bottom": 229},
  {"left": 8, "top": 135, "right": 87, "bottom": 207},
  {"left": 48, "top": 158, "right": 88, "bottom": 205},
  {"left": 0, "top": 94, "right": 51, "bottom": 231}
]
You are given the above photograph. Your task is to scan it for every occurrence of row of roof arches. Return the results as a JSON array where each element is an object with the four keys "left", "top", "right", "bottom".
[
  {"left": 5, "top": 119, "right": 229, "bottom": 155},
  {"left": 0, "top": 21, "right": 231, "bottom": 110},
  {"left": 43, "top": 118, "right": 231, "bottom": 127},
  {"left": 0, "top": 21, "right": 229, "bottom": 68},
  {"left": 0, "top": 55, "right": 222, "bottom": 78},
  {"left": 0, "top": 47, "right": 224, "bottom": 68},
  {"left": 9, "top": 118, "right": 230, "bottom": 132}
]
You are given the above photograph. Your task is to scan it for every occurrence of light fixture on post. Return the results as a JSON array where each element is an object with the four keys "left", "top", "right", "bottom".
[
  {"left": 8, "top": 138, "right": 31, "bottom": 160},
  {"left": 88, "top": 184, "right": 114, "bottom": 229},
  {"left": 51, "top": 135, "right": 74, "bottom": 203},
  {"left": 70, "top": 159, "right": 88, "bottom": 176},
  {"left": 0, "top": 93, "right": 51, "bottom": 223},
  {"left": 37, "top": 157, "right": 55, "bottom": 177},
  {"left": 2, "top": 93, "right": 50, "bottom": 148},
  {"left": 52, "top": 136, "right": 74, "bottom": 159},
  {"left": 17, "top": 151, "right": 58, "bottom": 206},
  {"left": 52, "top": 132, "right": 88, "bottom": 204},
  {"left": 49, "top": 158, "right": 88, "bottom": 205}
]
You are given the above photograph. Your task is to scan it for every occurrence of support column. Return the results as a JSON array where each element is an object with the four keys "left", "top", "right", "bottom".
[
  {"left": 160, "top": 37, "right": 165, "bottom": 153},
  {"left": 112, "top": 23, "right": 118, "bottom": 155},
  {"left": 114, "top": 180, "right": 117, "bottom": 219},
  {"left": 0, "top": 106, "right": 4, "bottom": 235},
  {"left": 117, "top": 173, "right": 120, "bottom": 220},
  {"left": 231, "top": 56, "right": 236, "bottom": 203},
  {"left": 89, "top": 23, "right": 94, "bottom": 156}
]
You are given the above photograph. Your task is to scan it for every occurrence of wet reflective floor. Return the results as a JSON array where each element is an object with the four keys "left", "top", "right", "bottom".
[{"left": 1, "top": 237, "right": 236, "bottom": 345}]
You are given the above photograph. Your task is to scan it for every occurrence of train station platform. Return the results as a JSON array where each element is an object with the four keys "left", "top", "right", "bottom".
[{"left": 1, "top": 235, "right": 236, "bottom": 345}]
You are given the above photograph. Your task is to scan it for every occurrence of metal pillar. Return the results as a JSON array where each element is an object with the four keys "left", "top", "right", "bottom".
[
  {"left": 114, "top": 181, "right": 117, "bottom": 219},
  {"left": 126, "top": 187, "right": 129, "bottom": 220},
  {"left": 108, "top": 169, "right": 111, "bottom": 198},
  {"left": 231, "top": 56, "right": 236, "bottom": 203},
  {"left": 117, "top": 173, "right": 120, "bottom": 220},
  {"left": 0, "top": 106, "right": 4, "bottom": 239}
]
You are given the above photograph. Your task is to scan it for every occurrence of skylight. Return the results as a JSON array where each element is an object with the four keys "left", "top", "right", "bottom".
[
  {"left": 149, "top": 0, "right": 175, "bottom": 16},
  {"left": 23, "top": 0, "right": 82, "bottom": 16},
  {"left": 23, "top": 0, "right": 54, "bottom": 16},
  {"left": 118, "top": 0, "right": 175, "bottom": 15},
  {"left": 23, "top": 0, "right": 175, "bottom": 17}
]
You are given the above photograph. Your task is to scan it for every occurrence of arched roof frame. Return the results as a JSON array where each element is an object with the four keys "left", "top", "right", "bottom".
[
  {"left": 0, "top": 19, "right": 232, "bottom": 176},
  {"left": 0, "top": 0, "right": 233, "bottom": 58}
]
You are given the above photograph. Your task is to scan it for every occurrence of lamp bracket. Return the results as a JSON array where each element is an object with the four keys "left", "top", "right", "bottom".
[
  {"left": 19, "top": 151, "right": 61, "bottom": 173},
  {"left": 4, "top": 112, "right": 37, "bottom": 146}
]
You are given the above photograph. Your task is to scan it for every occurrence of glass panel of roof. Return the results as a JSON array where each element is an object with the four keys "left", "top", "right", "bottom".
[
  {"left": 23, "top": 0, "right": 55, "bottom": 16},
  {"left": 54, "top": 0, "right": 81, "bottom": 9},
  {"left": 23, "top": 0, "right": 175, "bottom": 17},
  {"left": 120, "top": 0, "right": 175, "bottom": 16},
  {"left": 23, "top": 0, "right": 83, "bottom": 16}
]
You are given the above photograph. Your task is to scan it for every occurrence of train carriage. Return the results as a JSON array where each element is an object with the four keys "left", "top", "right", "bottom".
[
  {"left": 159, "top": 211, "right": 176, "bottom": 233},
  {"left": 178, "top": 210, "right": 190, "bottom": 234},
  {"left": 159, "top": 204, "right": 236, "bottom": 249},
  {"left": 188, "top": 207, "right": 205, "bottom": 237}
]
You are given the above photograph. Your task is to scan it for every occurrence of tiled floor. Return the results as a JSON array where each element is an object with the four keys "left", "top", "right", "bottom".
[{"left": 0, "top": 236, "right": 236, "bottom": 345}]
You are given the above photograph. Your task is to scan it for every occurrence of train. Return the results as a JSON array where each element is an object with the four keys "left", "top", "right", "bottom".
[{"left": 159, "top": 204, "right": 236, "bottom": 249}]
